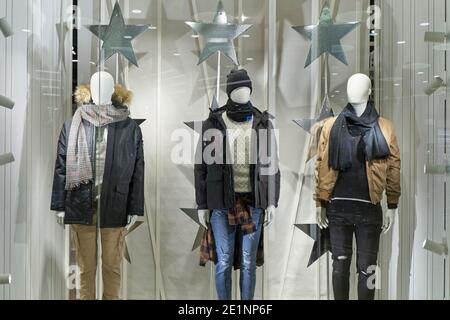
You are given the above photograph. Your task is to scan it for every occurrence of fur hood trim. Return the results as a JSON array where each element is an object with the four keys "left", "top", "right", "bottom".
[{"left": 74, "top": 84, "right": 133, "bottom": 107}]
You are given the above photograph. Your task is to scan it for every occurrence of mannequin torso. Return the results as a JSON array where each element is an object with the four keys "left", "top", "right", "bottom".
[
  {"left": 198, "top": 86, "right": 275, "bottom": 228},
  {"left": 57, "top": 71, "right": 137, "bottom": 229}
]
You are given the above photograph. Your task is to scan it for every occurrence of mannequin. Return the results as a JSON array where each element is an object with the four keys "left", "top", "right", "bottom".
[
  {"left": 51, "top": 71, "right": 145, "bottom": 300},
  {"left": 57, "top": 71, "right": 138, "bottom": 230},
  {"left": 195, "top": 69, "right": 280, "bottom": 301},
  {"left": 317, "top": 74, "right": 396, "bottom": 232},
  {"left": 315, "top": 73, "right": 401, "bottom": 300},
  {"left": 198, "top": 87, "right": 276, "bottom": 229}
]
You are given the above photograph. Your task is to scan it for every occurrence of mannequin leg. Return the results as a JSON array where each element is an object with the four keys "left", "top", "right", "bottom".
[
  {"left": 101, "top": 227, "right": 126, "bottom": 300},
  {"left": 211, "top": 209, "right": 237, "bottom": 300},
  {"left": 239, "top": 208, "right": 263, "bottom": 300},
  {"left": 328, "top": 213, "right": 355, "bottom": 300},
  {"left": 72, "top": 224, "right": 97, "bottom": 300},
  {"left": 355, "top": 208, "right": 383, "bottom": 300}
]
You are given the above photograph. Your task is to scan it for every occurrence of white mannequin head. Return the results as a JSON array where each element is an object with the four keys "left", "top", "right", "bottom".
[
  {"left": 90, "top": 71, "right": 115, "bottom": 106},
  {"left": 347, "top": 73, "right": 372, "bottom": 104},
  {"left": 230, "top": 87, "right": 251, "bottom": 104},
  {"left": 347, "top": 73, "right": 372, "bottom": 117}
]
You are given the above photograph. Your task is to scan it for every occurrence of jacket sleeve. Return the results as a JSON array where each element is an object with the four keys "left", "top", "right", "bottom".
[
  {"left": 386, "top": 127, "right": 401, "bottom": 209},
  {"left": 51, "top": 123, "right": 68, "bottom": 212},
  {"left": 194, "top": 125, "right": 208, "bottom": 210},
  {"left": 127, "top": 126, "right": 145, "bottom": 216}
]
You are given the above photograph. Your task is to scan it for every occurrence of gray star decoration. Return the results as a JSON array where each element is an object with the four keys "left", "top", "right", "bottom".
[
  {"left": 294, "top": 95, "right": 334, "bottom": 134},
  {"left": 295, "top": 224, "right": 332, "bottom": 267},
  {"left": 186, "top": 0, "right": 252, "bottom": 66},
  {"left": 181, "top": 208, "right": 207, "bottom": 251},
  {"left": 87, "top": 1, "right": 150, "bottom": 67},
  {"left": 292, "top": 1, "right": 360, "bottom": 68}
]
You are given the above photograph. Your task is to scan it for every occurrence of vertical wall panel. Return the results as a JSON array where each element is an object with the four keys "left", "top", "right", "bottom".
[{"left": 0, "top": 0, "right": 71, "bottom": 300}]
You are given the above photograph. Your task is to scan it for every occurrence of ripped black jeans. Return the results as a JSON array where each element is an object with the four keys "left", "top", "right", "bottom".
[{"left": 327, "top": 203, "right": 383, "bottom": 300}]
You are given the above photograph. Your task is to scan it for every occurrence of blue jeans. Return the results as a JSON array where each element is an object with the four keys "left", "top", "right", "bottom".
[{"left": 210, "top": 207, "right": 264, "bottom": 300}]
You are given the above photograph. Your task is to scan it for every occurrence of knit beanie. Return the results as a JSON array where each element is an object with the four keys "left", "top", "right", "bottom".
[{"left": 226, "top": 69, "right": 253, "bottom": 97}]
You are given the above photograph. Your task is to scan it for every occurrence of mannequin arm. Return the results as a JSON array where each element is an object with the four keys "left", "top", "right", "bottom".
[
  {"left": 316, "top": 207, "right": 329, "bottom": 229},
  {"left": 382, "top": 209, "right": 397, "bottom": 234},
  {"left": 126, "top": 215, "right": 138, "bottom": 231},
  {"left": 198, "top": 210, "right": 210, "bottom": 229},
  {"left": 264, "top": 206, "right": 275, "bottom": 227},
  {"left": 56, "top": 212, "right": 65, "bottom": 226}
]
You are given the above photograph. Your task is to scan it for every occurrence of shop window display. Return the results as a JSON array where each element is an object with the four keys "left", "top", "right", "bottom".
[{"left": 0, "top": 0, "right": 449, "bottom": 302}]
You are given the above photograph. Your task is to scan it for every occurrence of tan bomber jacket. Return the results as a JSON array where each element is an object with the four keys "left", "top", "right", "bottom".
[{"left": 315, "top": 116, "right": 401, "bottom": 209}]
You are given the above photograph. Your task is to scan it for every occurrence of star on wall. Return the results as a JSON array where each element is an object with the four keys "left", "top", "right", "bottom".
[
  {"left": 186, "top": 0, "right": 252, "bottom": 66},
  {"left": 123, "top": 221, "right": 145, "bottom": 264},
  {"left": 181, "top": 208, "right": 207, "bottom": 251},
  {"left": 293, "top": 95, "right": 334, "bottom": 134},
  {"left": 87, "top": 1, "right": 150, "bottom": 67},
  {"left": 133, "top": 119, "right": 147, "bottom": 126},
  {"left": 295, "top": 224, "right": 331, "bottom": 267},
  {"left": 292, "top": 1, "right": 360, "bottom": 68}
]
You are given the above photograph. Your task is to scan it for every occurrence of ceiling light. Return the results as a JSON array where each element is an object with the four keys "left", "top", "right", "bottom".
[
  {"left": 173, "top": 53, "right": 181, "bottom": 57},
  {"left": 191, "top": 35, "right": 199, "bottom": 38},
  {"left": 132, "top": 9, "right": 142, "bottom": 14},
  {"left": 21, "top": 29, "right": 31, "bottom": 33},
  {"left": 397, "top": 40, "right": 406, "bottom": 45},
  {"left": 420, "top": 22, "right": 430, "bottom": 27},
  {"left": 418, "top": 71, "right": 424, "bottom": 75},
  {"left": 246, "top": 57, "right": 254, "bottom": 61}
]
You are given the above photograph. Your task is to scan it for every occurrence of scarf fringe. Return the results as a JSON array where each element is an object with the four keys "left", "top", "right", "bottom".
[{"left": 66, "top": 179, "right": 92, "bottom": 191}]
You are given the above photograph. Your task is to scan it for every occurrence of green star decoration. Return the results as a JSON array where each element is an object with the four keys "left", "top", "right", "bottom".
[
  {"left": 292, "top": 1, "right": 360, "bottom": 68},
  {"left": 186, "top": 0, "right": 252, "bottom": 66},
  {"left": 87, "top": 2, "right": 150, "bottom": 67}
]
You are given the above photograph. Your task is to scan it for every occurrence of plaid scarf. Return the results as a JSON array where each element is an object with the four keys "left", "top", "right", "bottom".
[
  {"left": 200, "top": 194, "right": 264, "bottom": 269},
  {"left": 65, "top": 104, "right": 129, "bottom": 190}
]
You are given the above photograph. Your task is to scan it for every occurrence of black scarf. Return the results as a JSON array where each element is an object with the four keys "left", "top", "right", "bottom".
[
  {"left": 329, "top": 102, "right": 390, "bottom": 171},
  {"left": 225, "top": 99, "right": 254, "bottom": 122}
]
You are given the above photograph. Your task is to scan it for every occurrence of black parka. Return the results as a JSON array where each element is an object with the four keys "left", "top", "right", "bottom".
[
  {"left": 195, "top": 107, "right": 280, "bottom": 210},
  {"left": 51, "top": 117, "right": 145, "bottom": 228}
]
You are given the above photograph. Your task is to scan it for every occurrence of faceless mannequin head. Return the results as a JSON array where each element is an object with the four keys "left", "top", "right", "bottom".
[
  {"left": 90, "top": 71, "right": 115, "bottom": 106},
  {"left": 230, "top": 87, "right": 251, "bottom": 104},
  {"left": 347, "top": 73, "right": 372, "bottom": 105}
]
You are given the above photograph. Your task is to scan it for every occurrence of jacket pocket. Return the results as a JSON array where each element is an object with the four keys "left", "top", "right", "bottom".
[{"left": 111, "top": 183, "right": 130, "bottom": 222}]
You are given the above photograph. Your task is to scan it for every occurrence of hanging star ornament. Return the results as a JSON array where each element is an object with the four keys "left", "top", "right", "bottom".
[
  {"left": 292, "top": 1, "right": 360, "bottom": 68},
  {"left": 293, "top": 95, "right": 334, "bottom": 134},
  {"left": 123, "top": 221, "right": 145, "bottom": 264},
  {"left": 87, "top": 1, "right": 150, "bottom": 67},
  {"left": 295, "top": 224, "right": 332, "bottom": 267},
  {"left": 181, "top": 208, "right": 207, "bottom": 251},
  {"left": 186, "top": 0, "right": 252, "bottom": 66}
]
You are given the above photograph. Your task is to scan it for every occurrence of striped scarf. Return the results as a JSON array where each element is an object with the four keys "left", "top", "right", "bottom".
[{"left": 65, "top": 104, "right": 130, "bottom": 190}]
